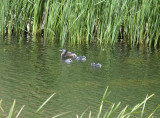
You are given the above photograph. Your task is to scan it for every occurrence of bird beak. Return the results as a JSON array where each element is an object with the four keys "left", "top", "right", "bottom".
[{"left": 59, "top": 49, "right": 62, "bottom": 51}]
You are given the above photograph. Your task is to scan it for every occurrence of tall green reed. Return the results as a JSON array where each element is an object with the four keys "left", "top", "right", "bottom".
[
  {"left": 33, "top": 0, "right": 45, "bottom": 35},
  {"left": 0, "top": 0, "right": 160, "bottom": 47},
  {"left": 0, "top": 0, "right": 34, "bottom": 36}
]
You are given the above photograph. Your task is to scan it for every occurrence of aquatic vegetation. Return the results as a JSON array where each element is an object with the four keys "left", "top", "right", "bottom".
[
  {"left": 78, "top": 87, "right": 160, "bottom": 118},
  {"left": 0, "top": 0, "right": 160, "bottom": 47},
  {"left": 0, "top": 88, "right": 159, "bottom": 117}
]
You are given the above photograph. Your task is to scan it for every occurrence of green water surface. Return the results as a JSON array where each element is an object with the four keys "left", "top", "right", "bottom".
[{"left": 0, "top": 36, "right": 160, "bottom": 117}]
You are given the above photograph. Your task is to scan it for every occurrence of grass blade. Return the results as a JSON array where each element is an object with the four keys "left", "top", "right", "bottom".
[
  {"left": 52, "top": 111, "right": 71, "bottom": 118},
  {"left": 36, "top": 93, "right": 56, "bottom": 113},
  {"left": 148, "top": 104, "right": 160, "bottom": 118},
  {"left": 141, "top": 94, "right": 148, "bottom": 118},
  {"left": 8, "top": 99, "right": 16, "bottom": 118},
  {"left": 107, "top": 102, "right": 121, "bottom": 118},
  {"left": 80, "top": 107, "right": 89, "bottom": 118},
  {"left": 117, "top": 105, "right": 128, "bottom": 118},
  {"left": 15, "top": 105, "right": 25, "bottom": 118},
  {"left": 97, "top": 86, "right": 110, "bottom": 118},
  {"left": 0, "top": 100, "right": 4, "bottom": 112},
  {"left": 89, "top": 111, "right": 91, "bottom": 118}
]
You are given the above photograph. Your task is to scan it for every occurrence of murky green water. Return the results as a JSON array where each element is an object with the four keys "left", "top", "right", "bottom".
[{"left": 0, "top": 36, "right": 160, "bottom": 117}]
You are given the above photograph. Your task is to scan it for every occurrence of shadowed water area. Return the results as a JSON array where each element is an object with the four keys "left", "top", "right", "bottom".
[{"left": 0, "top": 36, "right": 160, "bottom": 117}]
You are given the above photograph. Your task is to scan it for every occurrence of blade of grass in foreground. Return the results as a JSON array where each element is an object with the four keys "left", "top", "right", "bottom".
[
  {"left": 36, "top": 93, "right": 56, "bottom": 113},
  {"left": 106, "top": 102, "right": 121, "bottom": 118},
  {"left": 117, "top": 105, "right": 128, "bottom": 118},
  {"left": 15, "top": 105, "right": 25, "bottom": 118},
  {"left": 148, "top": 104, "right": 160, "bottom": 118},
  {"left": 97, "top": 86, "right": 111, "bottom": 118},
  {"left": 52, "top": 111, "right": 71, "bottom": 118},
  {"left": 0, "top": 100, "right": 4, "bottom": 112},
  {"left": 8, "top": 99, "right": 16, "bottom": 118},
  {"left": 89, "top": 111, "right": 91, "bottom": 118},
  {"left": 141, "top": 94, "right": 148, "bottom": 118},
  {"left": 124, "top": 94, "right": 154, "bottom": 117},
  {"left": 79, "top": 107, "right": 89, "bottom": 118}
]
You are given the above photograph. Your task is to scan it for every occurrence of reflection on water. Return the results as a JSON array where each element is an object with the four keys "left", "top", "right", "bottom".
[{"left": 0, "top": 36, "right": 160, "bottom": 117}]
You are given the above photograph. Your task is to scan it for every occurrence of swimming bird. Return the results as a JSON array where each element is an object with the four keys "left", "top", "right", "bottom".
[
  {"left": 76, "top": 56, "right": 86, "bottom": 61},
  {"left": 59, "top": 48, "right": 77, "bottom": 58},
  {"left": 65, "top": 59, "right": 73, "bottom": 64},
  {"left": 91, "top": 62, "right": 102, "bottom": 68}
]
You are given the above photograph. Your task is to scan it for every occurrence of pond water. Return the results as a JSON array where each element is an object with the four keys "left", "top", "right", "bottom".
[{"left": 0, "top": 36, "right": 160, "bottom": 117}]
